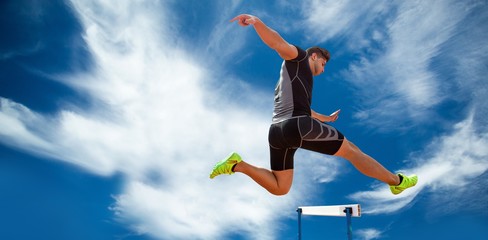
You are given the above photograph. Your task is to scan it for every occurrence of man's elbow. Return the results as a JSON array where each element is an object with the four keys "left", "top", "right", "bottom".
[{"left": 274, "top": 43, "right": 297, "bottom": 60}]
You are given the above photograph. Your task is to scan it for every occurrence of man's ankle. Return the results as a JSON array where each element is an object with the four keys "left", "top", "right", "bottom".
[{"left": 397, "top": 174, "right": 404, "bottom": 186}]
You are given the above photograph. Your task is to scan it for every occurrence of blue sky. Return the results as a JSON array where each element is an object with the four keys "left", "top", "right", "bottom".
[{"left": 1, "top": 0, "right": 487, "bottom": 239}]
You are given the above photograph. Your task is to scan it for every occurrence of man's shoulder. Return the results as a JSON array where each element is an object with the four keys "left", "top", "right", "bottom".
[{"left": 286, "top": 45, "right": 307, "bottom": 62}]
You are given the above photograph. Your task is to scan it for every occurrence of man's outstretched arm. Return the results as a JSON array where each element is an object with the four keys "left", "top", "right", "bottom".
[{"left": 230, "top": 14, "right": 298, "bottom": 60}]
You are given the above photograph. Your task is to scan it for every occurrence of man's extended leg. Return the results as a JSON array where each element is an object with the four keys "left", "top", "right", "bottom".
[
  {"left": 334, "top": 138, "right": 400, "bottom": 185},
  {"left": 334, "top": 138, "right": 417, "bottom": 194}
]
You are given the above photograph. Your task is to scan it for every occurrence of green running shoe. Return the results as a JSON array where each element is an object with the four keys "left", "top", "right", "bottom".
[
  {"left": 390, "top": 173, "right": 418, "bottom": 195},
  {"left": 209, "top": 152, "right": 242, "bottom": 179}
]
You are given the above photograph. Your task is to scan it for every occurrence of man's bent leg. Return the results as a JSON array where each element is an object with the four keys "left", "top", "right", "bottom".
[
  {"left": 234, "top": 162, "right": 293, "bottom": 196},
  {"left": 334, "top": 138, "right": 400, "bottom": 185}
]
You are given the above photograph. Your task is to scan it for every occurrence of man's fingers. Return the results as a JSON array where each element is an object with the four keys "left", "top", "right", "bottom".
[
  {"left": 330, "top": 110, "right": 340, "bottom": 117},
  {"left": 230, "top": 14, "right": 254, "bottom": 26},
  {"left": 230, "top": 14, "right": 247, "bottom": 22}
]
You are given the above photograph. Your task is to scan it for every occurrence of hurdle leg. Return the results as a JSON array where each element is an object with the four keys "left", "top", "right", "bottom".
[
  {"left": 297, "top": 208, "right": 302, "bottom": 240},
  {"left": 345, "top": 207, "right": 352, "bottom": 240}
]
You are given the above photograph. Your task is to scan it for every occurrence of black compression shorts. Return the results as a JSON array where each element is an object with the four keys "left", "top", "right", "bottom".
[{"left": 268, "top": 116, "right": 344, "bottom": 171}]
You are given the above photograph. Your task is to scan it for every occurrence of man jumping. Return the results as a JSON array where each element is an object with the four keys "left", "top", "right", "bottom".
[{"left": 210, "top": 14, "right": 417, "bottom": 196}]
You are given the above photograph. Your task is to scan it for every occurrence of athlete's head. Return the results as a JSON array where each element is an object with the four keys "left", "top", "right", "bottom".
[{"left": 306, "top": 46, "right": 330, "bottom": 76}]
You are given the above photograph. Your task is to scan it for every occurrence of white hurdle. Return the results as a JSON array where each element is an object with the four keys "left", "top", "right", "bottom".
[{"left": 297, "top": 204, "right": 361, "bottom": 240}]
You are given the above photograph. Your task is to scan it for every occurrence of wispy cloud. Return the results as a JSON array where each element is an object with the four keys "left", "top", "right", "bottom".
[
  {"left": 0, "top": 42, "right": 44, "bottom": 61},
  {"left": 300, "top": 153, "right": 344, "bottom": 184},
  {"left": 303, "top": 0, "right": 394, "bottom": 49},
  {"left": 356, "top": 228, "right": 383, "bottom": 240},
  {"left": 342, "top": 0, "right": 464, "bottom": 129}
]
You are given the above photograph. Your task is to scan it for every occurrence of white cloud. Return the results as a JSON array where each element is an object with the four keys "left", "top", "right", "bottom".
[
  {"left": 0, "top": 42, "right": 44, "bottom": 61},
  {"left": 344, "top": 0, "right": 462, "bottom": 128},
  {"left": 299, "top": 153, "right": 344, "bottom": 184},
  {"left": 356, "top": 228, "right": 382, "bottom": 240},
  {"left": 0, "top": 99, "right": 53, "bottom": 153},
  {"left": 349, "top": 114, "right": 488, "bottom": 215},
  {"left": 303, "top": 0, "right": 392, "bottom": 48}
]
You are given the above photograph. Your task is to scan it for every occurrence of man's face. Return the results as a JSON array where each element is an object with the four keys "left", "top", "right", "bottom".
[{"left": 310, "top": 53, "right": 327, "bottom": 76}]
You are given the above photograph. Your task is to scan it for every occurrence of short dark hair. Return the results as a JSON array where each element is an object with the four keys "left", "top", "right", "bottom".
[{"left": 306, "top": 46, "right": 330, "bottom": 62}]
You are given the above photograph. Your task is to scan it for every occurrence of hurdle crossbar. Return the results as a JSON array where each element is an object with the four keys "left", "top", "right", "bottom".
[{"left": 297, "top": 204, "right": 361, "bottom": 240}]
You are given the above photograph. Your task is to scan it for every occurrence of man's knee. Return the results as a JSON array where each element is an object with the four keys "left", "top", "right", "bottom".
[
  {"left": 335, "top": 139, "right": 360, "bottom": 159},
  {"left": 270, "top": 170, "right": 293, "bottom": 196},
  {"left": 270, "top": 186, "right": 290, "bottom": 196}
]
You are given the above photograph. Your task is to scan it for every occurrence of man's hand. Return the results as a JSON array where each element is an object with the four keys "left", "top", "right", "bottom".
[
  {"left": 230, "top": 14, "right": 258, "bottom": 27},
  {"left": 312, "top": 109, "right": 341, "bottom": 123},
  {"left": 328, "top": 109, "right": 341, "bottom": 122}
]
